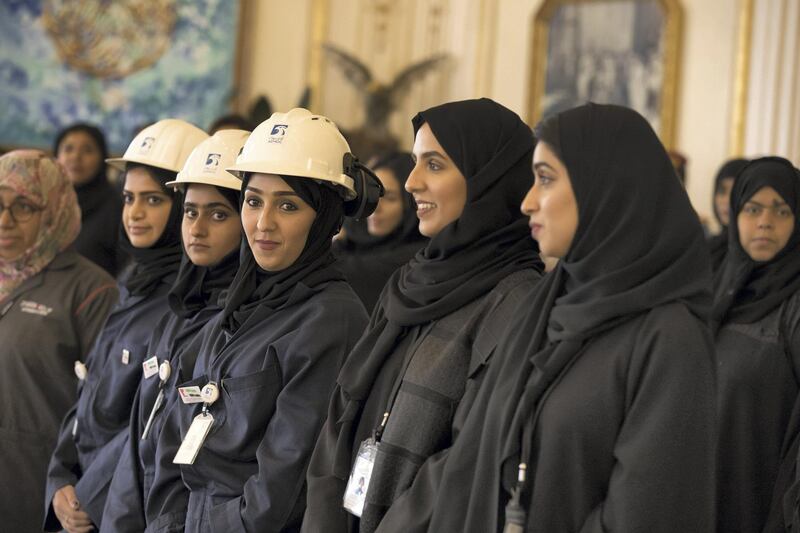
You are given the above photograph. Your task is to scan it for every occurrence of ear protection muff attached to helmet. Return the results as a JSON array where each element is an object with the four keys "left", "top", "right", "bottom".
[{"left": 342, "top": 152, "right": 384, "bottom": 220}]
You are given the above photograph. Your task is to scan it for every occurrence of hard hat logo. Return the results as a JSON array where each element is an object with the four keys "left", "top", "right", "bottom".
[
  {"left": 106, "top": 119, "right": 209, "bottom": 173},
  {"left": 203, "top": 153, "right": 222, "bottom": 172},
  {"left": 166, "top": 129, "right": 250, "bottom": 191},
  {"left": 139, "top": 137, "right": 156, "bottom": 154},
  {"left": 268, "top": 124, "right": 288, "bottom": 143}
]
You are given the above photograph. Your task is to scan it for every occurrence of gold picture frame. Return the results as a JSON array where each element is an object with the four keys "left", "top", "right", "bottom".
[{"left": 527, "top": 0, "right": 683, "bottom": 149}]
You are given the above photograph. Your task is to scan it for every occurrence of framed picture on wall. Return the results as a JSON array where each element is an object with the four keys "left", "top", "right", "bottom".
[
  {"left": 0, "top": 0, "right": 243, "bottom": 154},
  {"left": 528, "top": 0, "right": 682, "bottom": 148}
]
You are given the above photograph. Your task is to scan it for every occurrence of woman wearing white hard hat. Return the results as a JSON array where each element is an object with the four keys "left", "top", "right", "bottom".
[
  {"left": 145, "top": 109, "right": 372, "bottom": 532},
  {"left": 100, "top": 129, "right": 250, "bottom": 532},
  {"left": 44, "top": 119, "right": 209, "bottom": 532}
]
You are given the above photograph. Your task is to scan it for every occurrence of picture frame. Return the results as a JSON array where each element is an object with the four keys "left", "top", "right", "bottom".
[
  {"left": 527, "top": 0, "right": 683, "bottom": 148},
  {"left": 0, "top": 0, "right": 243, "bottom": 154}
]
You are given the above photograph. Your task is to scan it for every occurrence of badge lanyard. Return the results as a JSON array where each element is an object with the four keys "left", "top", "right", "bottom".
[
  {"left": 141, "top": 360, "right": 172, "bottom": 440},
  {"left": 173, "top": 381, "right": 220, "bottom": 465},
  {"left": 343, "top": 324, "right": 430, "bottom": 517}
]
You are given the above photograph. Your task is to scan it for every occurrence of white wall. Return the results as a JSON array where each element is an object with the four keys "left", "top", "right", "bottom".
[
  {"left": 237, "top": 0, "right": 313, "bottom": 114},
  {"left": 677, "top": 0, "right": 740, "bottom": 226}
]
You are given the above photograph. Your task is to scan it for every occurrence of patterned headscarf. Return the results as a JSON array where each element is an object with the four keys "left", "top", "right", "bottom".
[{"left": 0, "top": 150, "right": 81, "bottom": 302}]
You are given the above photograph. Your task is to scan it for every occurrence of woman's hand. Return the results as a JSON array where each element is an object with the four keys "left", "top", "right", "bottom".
[{"left": 53, "top": 485, "right": 95, "bottom": 533}]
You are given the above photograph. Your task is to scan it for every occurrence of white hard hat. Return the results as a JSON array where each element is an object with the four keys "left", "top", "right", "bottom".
[
  {"left": 165, "top": 129, "right": 250, "bottom": 191},
  {"left": 226, "top": 108, "right": 356, "bottom": 200},
  {"left": 107, "top": 118, "right": 209, "bottom": 172}
]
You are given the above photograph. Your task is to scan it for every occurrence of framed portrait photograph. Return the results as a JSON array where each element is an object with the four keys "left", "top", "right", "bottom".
[
  {"left": 528, "top": 0, "right": 682, "bottom": 147},
  {"left": 0, "top": 0, "right": 242, "bottom": 153}
]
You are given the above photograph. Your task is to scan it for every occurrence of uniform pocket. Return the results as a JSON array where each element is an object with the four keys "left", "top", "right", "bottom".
[
  {"left": 221, "top": 365, "right": 279, "bottom": 394},
  {"left": 209, "top": 364, "right": 281, "bottom": 459},
  {"left": 86, "top": 342, "right": 149, "bottom": 432}
]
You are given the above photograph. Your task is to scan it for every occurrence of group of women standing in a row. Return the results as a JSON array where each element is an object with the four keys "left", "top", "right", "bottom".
[{"left": 0, "top": 97, "right": 797, "bottom": 533}]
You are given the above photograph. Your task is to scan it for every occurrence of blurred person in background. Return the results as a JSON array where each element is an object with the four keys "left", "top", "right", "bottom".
[
  {"left": 708, "top": 158, "right": 750, "bottom": 272},
  {"left": 334, "top": 152, "right": 427, "bottom": 312},
  {"left": 54, "top": 123, "right": 123, "bottom": 276}
]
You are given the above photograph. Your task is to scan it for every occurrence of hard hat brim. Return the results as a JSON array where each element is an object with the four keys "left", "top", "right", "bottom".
[
  {"left": 164, "top": 174, "right": 242, "bottom": 191},
  {"left": 226, "top": 162, "right": 356, "bottom": 200},
  {"left": 106, "top": 155, "right": 181, "bottom": 173}
]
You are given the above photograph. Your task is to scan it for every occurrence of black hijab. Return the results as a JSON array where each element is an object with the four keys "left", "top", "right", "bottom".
[
  {"left": 496, "top": 103, "right": 711, "bottom": 526},
  {"left": 337, "top": 152, "right": 423, "bottom": 251},
  {"left": 334, "top": 152, "right": 427, "bottom": 311},
  {"left": 53, "top": 123, "right": 113, "bottom": 219},
  {"left": 220, "top": 174, "right": 345, "bottom": 333},
  {"left": 337, "top": 97, "right": 543, "bottom": 405},
  {"left": 167, "top": 185, "right": 241, "bottom": 318},
  {"left": 118, "top": 164, "right": 184, "bottom": 296},
  {"left": 382, "top": 98, "right": 542, "bottom": 325},
  {"left": 708, "top": 158, "right": 750, "bottom": 271},
  {"left": 711, "top": 156, "right": 800, "bottom": 331}
]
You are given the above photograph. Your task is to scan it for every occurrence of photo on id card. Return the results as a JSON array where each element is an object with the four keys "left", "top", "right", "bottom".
[{"left": 343, "top": 438, "right": 377, "bottom": 517}]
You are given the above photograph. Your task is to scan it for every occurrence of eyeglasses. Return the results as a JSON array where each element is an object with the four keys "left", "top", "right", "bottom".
[{"left": 0, "top": 201, "right": 41, "bottom": 223}]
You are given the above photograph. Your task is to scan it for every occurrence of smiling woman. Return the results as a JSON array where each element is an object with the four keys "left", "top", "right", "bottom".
[
  {"left": 406, "top": 123, "right": 467, "bottom": 237},
  {"left": 242, "top": 173, "right": 317, "bottom": 271},
  {"left": 303, "top": 98, "right": 544, "bottom": 533},
  {"left": 122, "top": 166, "right": 174, "bottom": 248},
  {"left": 142, "top": 109, "right": 371, "bottom": 532},
  {"left": 100, "top": 129, "right": 248, "bottom": 531},
  {"left": 45, "top": 118, "right": 208, "bottom": 532}
]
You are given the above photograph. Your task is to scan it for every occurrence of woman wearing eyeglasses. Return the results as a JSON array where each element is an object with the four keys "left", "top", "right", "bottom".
[{"left": 0, "top": 150, "right": 118, "bottom": 532}]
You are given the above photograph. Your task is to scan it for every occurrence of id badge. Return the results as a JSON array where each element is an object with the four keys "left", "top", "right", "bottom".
[
  {"left": 142, "top": 356, "right": 159, "bottom": 379},
  {"left": 343, "top": 438, "right": 377, "bottom": 517},
  {"left": 178, "top": 385, "right": 204, "bottom": 404},
  {"left": 173, "top": 413, "right": 214, "bottom": 465}
]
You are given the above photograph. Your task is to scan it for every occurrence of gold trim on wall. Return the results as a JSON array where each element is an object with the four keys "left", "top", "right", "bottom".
[
  {"left": 770, "top": 0, "right": 788, "bottom": 151},
  {"left": 527, "top": 0, "right": 683, "bottom": 149},
  {"left": 307, "top": 0, "right": 330, "bottom": 113},
  {"left": 474, "top": 0, "right": 499, "bottom": 96},
  {"left": 730, "top": 0, "right": 754, "bottom": 156}
]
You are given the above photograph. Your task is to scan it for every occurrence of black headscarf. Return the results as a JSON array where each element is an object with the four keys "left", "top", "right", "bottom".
[
  {"left": 711, "top": 156, "right": 800, "bottom": 331},
  {"left": 53, "top": 124, "right": 111, "bottom": 214},
  {"left": 496, "top": 103, "right": 711, "bottom": 524},
  {"left": 167, "top": 185, "right": 241, "bottom": 318},
  {"left": 708, "top": 158, "right": 750, "bottom": 271},
  {"left": 337, "top": 97, "right": 543, "bottom": 404},
  {"left": 118, "top": 164, "right": 184, "bottom": 296},
  {"left": 337, "top": 152, "right": 423, "bottom": 251},
  {"left": 53, "top": 123, "right": 112, "bottom": 218},
  {"left": 383, "top": 98, "right": 542, "bottom": 325},
  {"left": 220, "top": 174, "right": 345, "bottom": 333},
  {"left": 333, "top": 152, "right": 427, "bottom": 311}
]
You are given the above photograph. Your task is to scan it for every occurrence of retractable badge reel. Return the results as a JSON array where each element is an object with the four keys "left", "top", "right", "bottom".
[
  {"left": 343, "top": 412, "right": 388, "bottom": 517},
  {"left": 71, "top": 361, "right": 88, "bottom": 437},
  {"left": 173, "top": 381, "right": 219, "bottom": 465},
  {"left": 141, "top": 360, "right": 172, "bottom": 440}
]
